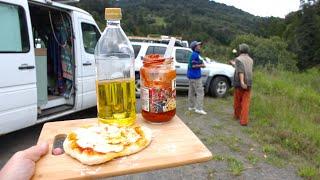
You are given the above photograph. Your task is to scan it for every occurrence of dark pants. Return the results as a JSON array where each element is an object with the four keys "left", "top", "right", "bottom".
[{"left": 234, "top": 87, "right": 251, "bottom": 125}]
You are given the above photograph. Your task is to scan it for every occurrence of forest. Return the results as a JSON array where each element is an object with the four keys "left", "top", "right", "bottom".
[{"left": 75, "top": 0, "right": 320, "bottom": 70}]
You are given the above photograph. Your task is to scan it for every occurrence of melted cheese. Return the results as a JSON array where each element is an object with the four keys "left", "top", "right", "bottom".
[
  {"left": 104, "top": 124, "right": 122, "bottom": 138},
  {"left": 71, "top": 124, "right": 142, "bottom": 154},
  {"left": 124, "top": 128, "right": 141, "bottom": 143},
  {"left": 73, "top": 127, "right": 124, "bottom": 153}
]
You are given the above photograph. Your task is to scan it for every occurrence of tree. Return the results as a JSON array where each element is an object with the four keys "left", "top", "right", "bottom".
[
  {"left": 295, "top": 2, "right": 320, "bottom": 69},
  {"left": 231, "top": 34, "right": 298, "bottom": 71}
]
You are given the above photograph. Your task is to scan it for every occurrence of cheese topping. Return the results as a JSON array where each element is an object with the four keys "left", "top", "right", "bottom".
[
  {"left": 125, "top": 128, "right": 141, "bottom": 143},
  {"left": 104, "top": 124, "right": 122, "bottom": 138},
  {"left": 72, "top": 124, "right": 142, "bottom": 153},
  {"left": 73, "top": 127, "right": 123, "bottom": 153}
]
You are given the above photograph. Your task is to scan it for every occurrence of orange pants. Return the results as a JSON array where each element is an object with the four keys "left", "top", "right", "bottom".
[{"left": 234, "top": 88, "right": 251, "bottom": 125}]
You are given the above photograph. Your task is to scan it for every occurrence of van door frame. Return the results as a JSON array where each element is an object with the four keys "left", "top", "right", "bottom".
[
  {"left": 74, "top": 12, "right": 100, "bottom": 110},
  {"left": 28, "top": 1, "right": 80, "bottom": 122}
]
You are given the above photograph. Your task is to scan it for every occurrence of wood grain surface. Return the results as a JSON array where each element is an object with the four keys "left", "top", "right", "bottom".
[{"left": 33, "top": 114, "right": 212, "bottom": 180}]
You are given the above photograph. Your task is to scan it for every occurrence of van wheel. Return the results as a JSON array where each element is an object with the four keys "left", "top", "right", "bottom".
[
  {"left": 135, "top": 77, "right": 141, "bottom": 97},
  {"left": 210, "top": 76, "right": 230, "bottom": 97}
]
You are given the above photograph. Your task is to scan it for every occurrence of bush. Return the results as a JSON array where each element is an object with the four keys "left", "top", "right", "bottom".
[{"left": 230, "top": 34, "right": 298, "bottom": 71}]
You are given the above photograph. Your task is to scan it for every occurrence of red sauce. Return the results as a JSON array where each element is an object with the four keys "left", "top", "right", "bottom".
[{"left": 140, "top": 54, "right": 176, "bottom": 123}]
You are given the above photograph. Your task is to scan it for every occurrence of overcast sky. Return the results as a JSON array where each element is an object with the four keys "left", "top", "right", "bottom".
[{"left": 213, "top": 0, "right": 300, "bottom": 18}]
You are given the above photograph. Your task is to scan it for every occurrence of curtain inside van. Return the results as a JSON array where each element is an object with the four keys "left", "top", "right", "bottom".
[{"left": 0, "top": 3, "right": 22, "bottom": 52}]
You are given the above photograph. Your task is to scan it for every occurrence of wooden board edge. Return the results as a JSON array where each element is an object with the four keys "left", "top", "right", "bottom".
[
  {"left": 62, "top": 153, "right": 213, "bottom": 180},
  {"left": 101, "top": 155, "right": 213, "bottom": 179}
]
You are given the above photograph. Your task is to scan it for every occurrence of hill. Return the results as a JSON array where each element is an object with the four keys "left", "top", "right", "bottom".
[{"left": 75, "top": 0, "right": 285, "bottom": 45}]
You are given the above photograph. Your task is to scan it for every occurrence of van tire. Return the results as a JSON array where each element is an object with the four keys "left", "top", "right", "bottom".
[{"left": 210, "top": 76, "right": 230, "bottom": 98}]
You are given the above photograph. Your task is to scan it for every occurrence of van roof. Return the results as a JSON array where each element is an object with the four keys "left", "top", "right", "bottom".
[{"left": 30, "top": 0, "right": 90, "bottom": 15}]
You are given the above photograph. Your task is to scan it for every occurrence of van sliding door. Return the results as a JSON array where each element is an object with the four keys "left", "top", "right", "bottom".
[{"left": 0, "top": 0, "right": 37, "bottom": 134}]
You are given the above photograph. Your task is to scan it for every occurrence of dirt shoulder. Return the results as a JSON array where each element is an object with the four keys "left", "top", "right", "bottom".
[{"left": 108, "top": 95, "right": 301, "bottom": 180}]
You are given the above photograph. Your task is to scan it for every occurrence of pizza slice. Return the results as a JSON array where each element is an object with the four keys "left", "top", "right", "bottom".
[{"left": 63, "top": 124, "right": 152, "bottom": 165}]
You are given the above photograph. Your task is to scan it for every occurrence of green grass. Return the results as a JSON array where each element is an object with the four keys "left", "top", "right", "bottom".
[
  {"left": 213, "top": 154, "right": 225, "bottom": 161},
  {"left": 227, "top": 157, "right": 244, "bottom": 176},
  {"left": 212, "top": 155, "right": 244, "bottom": 176},
  {"left": 246, "top": 68, "right": 320, "bottom": 178},
  {"left": 247, "top": 153, "right": 259, "bottom": 165},
  {"left": 214, "top": 135, "right": 243, "bottom": 152},
  {"left": 261, "top": 144, "right": 286, "bottom": 167},
  {"left": 298, "top": 166, "right": 318, "bottom": 178},
  {"left": 212, "top": 124, "right": 223, "bottom": 129}
]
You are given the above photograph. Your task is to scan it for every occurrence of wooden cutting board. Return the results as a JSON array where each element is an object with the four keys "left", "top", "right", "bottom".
[{"left": 33, "top": 114, "right": 212, "bottom": 180}]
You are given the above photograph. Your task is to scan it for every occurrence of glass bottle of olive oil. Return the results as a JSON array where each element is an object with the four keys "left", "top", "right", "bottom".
[
  {"left": 94, "top": 8, "right": 136, "bottom": 126},
  {"left": 96, "top": 79, "right": 136, "bottom": 126}
]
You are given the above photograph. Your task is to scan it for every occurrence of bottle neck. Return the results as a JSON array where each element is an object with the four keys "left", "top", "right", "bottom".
[{"left": 106, "top": 20, "right": 121, "bottom": 27}]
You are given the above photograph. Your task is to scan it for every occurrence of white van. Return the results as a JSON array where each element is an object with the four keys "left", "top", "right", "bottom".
[{"left": 0, "top": 0, "right": 101, "bottom": 134}]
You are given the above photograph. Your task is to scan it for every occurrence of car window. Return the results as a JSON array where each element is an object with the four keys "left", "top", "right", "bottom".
[
  {"left": 146, "top": 46, "right": 166, "bottom": 55},
  {"left": 176, "top": 49, "right": 192, "bottom": 64},
  {"left": 132, "top": 45, "right": 141, "bottom": 58},
  {"left": 0, "top": 2, "right": 29, "bottom": 53},
  {"left": 153, "top": 46, "right": 166, "bottom": 55},
  {"left": 146, "top": 46, "right": 154, "bottom": 55},
  {"left": 81, "top": 23, "right": 100, "bottom": 54}
]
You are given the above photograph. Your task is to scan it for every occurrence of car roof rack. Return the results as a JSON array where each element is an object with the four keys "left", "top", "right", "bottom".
[
  {"left": 129, "top": 35, "right": 188, "bottom": 47},
  {"left": 45, "top": 0, "right": 80, "bottom": 4}
]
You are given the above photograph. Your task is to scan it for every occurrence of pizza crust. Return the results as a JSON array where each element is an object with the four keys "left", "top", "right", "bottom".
[{"left": 63, "top": 126, "right": 152, "bottom": 165}]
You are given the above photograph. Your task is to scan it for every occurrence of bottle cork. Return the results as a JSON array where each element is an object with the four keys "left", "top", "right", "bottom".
[{"left": 105, "top": 8, "right": 122, "bottom": 20}]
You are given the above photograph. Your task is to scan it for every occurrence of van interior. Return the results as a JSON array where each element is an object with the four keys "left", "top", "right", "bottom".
[{"left": 29, "top": 2, "right": 75, "bottom": 117}]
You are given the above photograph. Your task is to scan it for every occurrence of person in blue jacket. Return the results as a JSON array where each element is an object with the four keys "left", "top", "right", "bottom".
[{"left": 187, "top": 41, "right": 207, "bottom": 115}]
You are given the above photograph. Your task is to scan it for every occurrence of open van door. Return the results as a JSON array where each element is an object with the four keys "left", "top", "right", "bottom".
[{"left": 0, "top": 0, "right": 37, "bottom": 134}]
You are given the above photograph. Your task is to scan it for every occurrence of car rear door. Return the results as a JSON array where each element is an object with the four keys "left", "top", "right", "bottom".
[
  {"left": 174, "top": 48, "right": 191, "bottom": 87},
  {"left": 174, "top": 48, "right": 209, "bottom": 87},
  {"left": 0, "top": 0, "right": 37, "bottom": 134}
]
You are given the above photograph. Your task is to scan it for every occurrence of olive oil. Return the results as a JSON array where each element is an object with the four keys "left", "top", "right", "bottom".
[{"left": 96, "top": 79, "right": 136, "bottom": 126}]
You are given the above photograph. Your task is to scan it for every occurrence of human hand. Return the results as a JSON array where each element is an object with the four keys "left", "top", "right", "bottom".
[
  {"left": 0, "top": 142, "right": 49, "bottom": 180},
  {"left": 241, "top": 82, "right": 248, "bottom": 89},
  {"left": 229, "top": 60, "right": 235, "bottom": 66}
]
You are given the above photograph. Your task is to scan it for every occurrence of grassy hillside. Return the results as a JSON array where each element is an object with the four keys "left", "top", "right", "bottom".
[{"left": 246, "top": 68, "right": 320, "bottom": 178}]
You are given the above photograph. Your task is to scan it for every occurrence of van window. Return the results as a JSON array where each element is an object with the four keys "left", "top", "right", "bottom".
[
  {"left": 81, "top": 23, "right": 100, "bottom": 54},
  {"left": 176, "top": 49, "right": 192, "bottom": 63},
  {"left": 132, "top": 45, "right": 141, "bottom": 58},
  {"left": 0, "top": 2, "right": 29, "bottom": 53},
  {"left": 146, "top": 46, "right": 166, "bottom": 55}
]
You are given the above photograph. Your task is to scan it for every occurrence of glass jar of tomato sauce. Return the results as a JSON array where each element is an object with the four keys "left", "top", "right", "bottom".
[{"left": 140, "top": 54, "right": 176, "bottom": 123}]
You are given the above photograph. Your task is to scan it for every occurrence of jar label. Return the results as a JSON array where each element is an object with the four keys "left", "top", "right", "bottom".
[{"left": 141, "top": 85, "right": 176, "bottom": 113}]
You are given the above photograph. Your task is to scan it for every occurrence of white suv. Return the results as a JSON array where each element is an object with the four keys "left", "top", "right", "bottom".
[{"left": 132, "top": 42, "right": 235, "bottom": 97}]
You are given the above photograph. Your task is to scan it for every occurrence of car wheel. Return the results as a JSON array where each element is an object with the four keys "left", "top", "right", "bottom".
[
  {"left": 210, "top": 76, "right": 230, "bottom": 97},
  {"left": 135, "top": 77, "right": 141, "bottom": 97}
]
